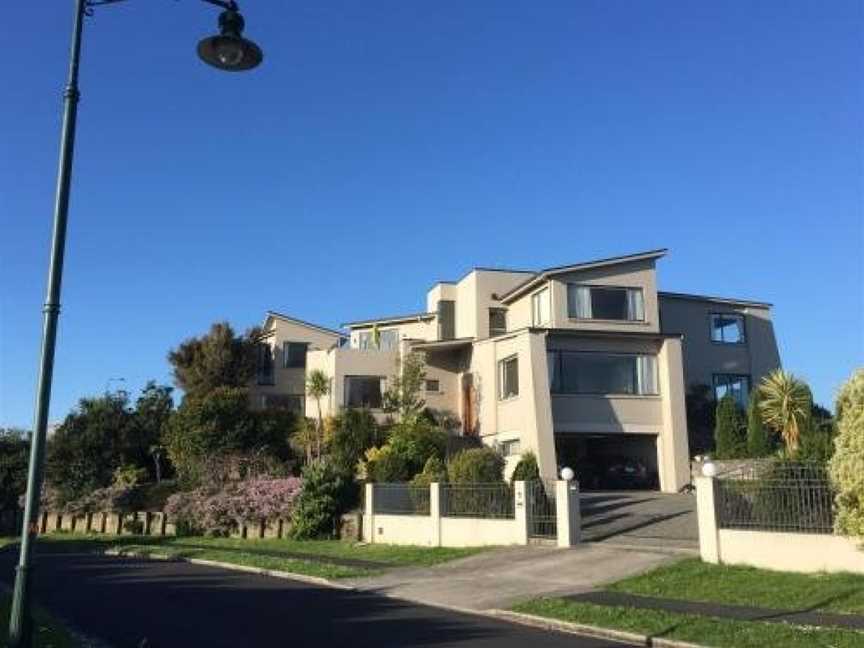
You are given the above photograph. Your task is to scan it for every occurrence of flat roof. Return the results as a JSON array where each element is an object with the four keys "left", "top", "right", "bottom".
[
  {"left": 499, "top": 249, "right": 669, "bottom": 303},
  {"left": 658, "top": 291, "right": 772, "bottom": 308},
  {"left": 410, "top": 337, "right": 474, "bottom": 351}
]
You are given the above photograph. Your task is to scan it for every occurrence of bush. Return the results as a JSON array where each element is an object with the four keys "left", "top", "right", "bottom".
[
  {"left": 410, "top": 456, "right": 447, "bottom": 488},
  {"left": 745, "top": 389, "right": 773, "bottom": 458},
  {"left": 829, "top": 369, "right": 864, "bottom": 539},
  {"left": 714, "top": 395, "right": 746, "bottom": 459},
  {"left": 329, "top": 408, "right": 386, "bottom": 476},
  {"left": 447, "top": 447, "right": 505, "bottom": 483},
  {"left": 123, "top": 517, "right": 144, "bottom": 535},
  {"left": 509, "top": 451, "right": 540, "bottom": 484},
  {"left": 290, "top": 462, "right": 351, "bottom": 539},
  {"left": 363, "top": 419, "right": 446, "bottom": 482}
]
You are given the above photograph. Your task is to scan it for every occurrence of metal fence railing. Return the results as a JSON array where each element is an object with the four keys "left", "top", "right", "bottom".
[
  {"left": 372, "top": 484, "right": 430, "bottom": 516},
  {"left": 441, "top": 483, "right": 515, "bottom": 519},
  {"left": 715, "top": 462, "right": 835, "bottom": 535}
]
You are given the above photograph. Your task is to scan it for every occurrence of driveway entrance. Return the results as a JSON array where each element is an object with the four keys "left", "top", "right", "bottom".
[{"left": 580, "top": 491, "right": 698, "bottom": 551}]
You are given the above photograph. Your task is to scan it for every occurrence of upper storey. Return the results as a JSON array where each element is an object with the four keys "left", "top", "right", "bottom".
[{"left": 499, "top": 250, "right": 666, "bottom": 334}]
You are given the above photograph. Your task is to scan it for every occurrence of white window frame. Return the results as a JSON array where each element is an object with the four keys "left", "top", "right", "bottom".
[
  {"left": 531, "top": 287, "right": 550, "bottom": 326},
  {"left": 498, "top": 355, "right": 520, "bottom": 400}
]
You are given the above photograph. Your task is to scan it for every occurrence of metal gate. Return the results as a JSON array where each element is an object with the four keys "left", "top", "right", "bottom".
[{"left": 526, "top": 479, "right": 557, "bottom": 539}]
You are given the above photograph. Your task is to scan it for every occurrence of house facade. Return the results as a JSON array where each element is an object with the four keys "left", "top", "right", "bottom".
[{"left": 251, "top": 249, "right": 781, "bottom": 493}]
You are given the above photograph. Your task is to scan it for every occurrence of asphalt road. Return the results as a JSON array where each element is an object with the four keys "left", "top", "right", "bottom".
[{"left": 0, "top": 548, "right": 629, "bottom": 648}]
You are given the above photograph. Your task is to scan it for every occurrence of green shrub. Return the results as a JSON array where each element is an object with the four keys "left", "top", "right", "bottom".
[
  {"left": 363, "top": 419, "right": 446, "bottom": 482},
  {"left": 290, "top": 461, "right": 351, "bottom": 539},
  {"left": 828, "top": 369, "right": 864, "bottom": 539},
  {"left": 510, "top": 451, "right": 540, "bottom": 484},
  {"left": 411, "top": 456, "right": 448, "bottom": 487},
  {"left": 745, "top": 389, "right": 773, "bottom": 458},
  {"left": 123, "top": 517, "right": 144, "bottom": 535},
  {"left": 447, "top": 447, "right": 505, "bottom": 483},
  {"left": 329, "top": 408, "right": 386, "bottom": 476},
  {"left": 714, "top": 395, "right": 746, "bottom": 459}
]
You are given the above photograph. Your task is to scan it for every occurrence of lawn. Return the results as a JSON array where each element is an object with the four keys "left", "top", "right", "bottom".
[
  {"left": 607, "top": 558, "right": 864, "bottom": 615},
  {"left": 512, "top": 599, "right": 864, "bottom": 648},
  {"left": 34, "top": 533, "right": 486, "bottom": 580}
]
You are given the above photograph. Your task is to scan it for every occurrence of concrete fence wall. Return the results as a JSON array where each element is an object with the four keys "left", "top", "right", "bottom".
[
  {"left": 363, "top": 481, "right": 580, "bottom": 548},
  {"left": 695, "top": 476, "right": 864, "bottom": 574}
]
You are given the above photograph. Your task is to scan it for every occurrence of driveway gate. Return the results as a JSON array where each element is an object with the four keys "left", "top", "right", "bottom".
[{"left": 526, "top": 479, "right": 557, "bottom": 539}]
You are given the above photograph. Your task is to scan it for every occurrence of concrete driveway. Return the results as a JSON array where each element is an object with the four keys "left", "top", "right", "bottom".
[
  {"left": 347, "top": 543, "right": 678, "bottom": 611},
  {"left": 580, "top": 491, "right": 698, "bottom": 551}
]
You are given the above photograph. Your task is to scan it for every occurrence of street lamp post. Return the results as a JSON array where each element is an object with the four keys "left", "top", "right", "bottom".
[{"left": 8, "top": 1, "right": 262, "bottom": 645}]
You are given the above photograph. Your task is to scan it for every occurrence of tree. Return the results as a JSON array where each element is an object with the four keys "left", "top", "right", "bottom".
[
  {"left": 745, "top": 388, "right": 772, "bottom": 458},
  {"left": 132, "top": 381, "right": 175, "bottom": 481},
  {"left": 167, "top": 322, "right": 261, "bottom": 400},
  {"left": 510, "top": 451, "right": 540, "bottom": 484},
  {"left": 0, "top": 428, "right": 29, "bottom": 510},
  {"left": 289, "top": 460, "right": 353, "bottom": 539},
  {"left": 305, "top": 369, "right": 330, "bottom": 461},
  {"left": 383, "top": 352, "right": 427, "bottom": 422},
  {"left": 290, "top": 417, "right": 317, "bottom": 466},
  {"left": 758, "top": 369, "right": 812, "bottom": 455},
  {"left": 714, "top": 395, "right": 745, "bottom": 459},
  {"left": 829, "top": 369, "right": 864, "bottom": 540},
  {"left": 46, "top": 392, "right": 136, "bottom": 503},
  {"left": 363, "top": 419, "right": 447, "bottom": 482}
]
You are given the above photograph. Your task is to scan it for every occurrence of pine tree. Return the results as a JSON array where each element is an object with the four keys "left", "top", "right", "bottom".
[
  {"left": 714, "top": 395, "right": 745, "bottom": 459},
  {"left": 746, "top": 388, "right": 773, "bottom": 457}
]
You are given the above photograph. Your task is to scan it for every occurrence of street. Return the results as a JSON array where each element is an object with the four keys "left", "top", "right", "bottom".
[{"left": 0, "top": 548, "right": 628, "bottom": 647}]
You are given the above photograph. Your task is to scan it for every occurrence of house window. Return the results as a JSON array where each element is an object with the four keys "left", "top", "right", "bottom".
[
  {"left": 531, "top": 288, "right": 550, "bottom": 326},
  {"left": 262, "top": 394, "right": 304, "bottom": 413},
  {"left": 283, "top": 341, "right": 308, "bottom": 368},
  {"left": 713, "top": 374, "right": 750, "bottom": 408},
  {"left": 438, "top": 300, "right": 456, "bottom": 341},
  {"left": 358, "top": 329, "right": 400, "bottom": 351},
  {"left": 425, "top": 379, "right": 440, "bottom": 393},
  {"left": 345, "top": 376, "right": 384, "bottom": 408},
  {"left": 498, "top": 355, "right": 519, "bottom": 399},
  {"left": 500, "top": 439, "right": 521, "bottom": 457},
  {"left": 567, "top": 285, "right": 645, "bottom": 322},
  {"left": 710, "top": 313, "right": 745, "bottom": 344},
  {"left": 489, "top": 308, "right": 507, "bottom": 337},
  {"left": 548, "top": 351, "right": 658, "bottom": 396},
  {"left": 256, "top": 343, "right": 274, "bottom": 385}
]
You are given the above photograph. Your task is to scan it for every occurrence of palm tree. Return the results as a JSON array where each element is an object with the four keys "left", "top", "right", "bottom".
[
  {"left": 306, "top": 369, "right": 330, "bottom": 460},
  {"left": 758, "top": 369, "right": 812, "bottom": 455}
]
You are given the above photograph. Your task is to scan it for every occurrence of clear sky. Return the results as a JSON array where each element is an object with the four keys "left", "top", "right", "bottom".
[{"left": 1, "top": 1, "right": 862, "bottom": 428}]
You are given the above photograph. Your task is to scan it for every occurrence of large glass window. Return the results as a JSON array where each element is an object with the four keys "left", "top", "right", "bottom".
[
  {"left": 498, "top": 355, "right": 519, "bottom": 399},
  {"left": 531, "top": 288, "right": 550, "bottom": 326},
  {"left": 256, "top": 343, "right": 274, "bottom": 385},
  {"left": 358, "top": 329, "right": 400, "bottom": 351},
  {"left": 567, "top": 285, "right": 645, "bottom": 321},
  {"left": 710, "top": 313, "right": 745, "bottom": 344},
  {"left": 345, "top": 376, "right": 384, "bottom": 408},
  {"left": 548, "top": 351, "right": 658, "bottom": 396},
  {"left": 262, "top": 394, "right": 304, "bottom": 413},
  {"left": 283, "top": 341, "right": 308, "bottom": 368},
  {"left": 713, "top": 374, "right": 750, "bottom": 408}
]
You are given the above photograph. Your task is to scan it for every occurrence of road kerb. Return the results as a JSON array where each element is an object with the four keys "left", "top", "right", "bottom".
[
  {"left": 489, "top": 609, "right": 708, "bottom": 648},
  {"left": 102, "top": 547, "right": 355, "bottom": 590}
]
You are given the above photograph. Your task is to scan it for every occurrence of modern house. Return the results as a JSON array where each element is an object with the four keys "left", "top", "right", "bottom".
[{"left": 251, "top": 249, "right": 781, "bottom": 492}]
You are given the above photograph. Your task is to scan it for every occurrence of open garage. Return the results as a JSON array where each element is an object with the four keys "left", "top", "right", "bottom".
[{"left": 555, "top": 433, "right": 660, "bottom": 490}]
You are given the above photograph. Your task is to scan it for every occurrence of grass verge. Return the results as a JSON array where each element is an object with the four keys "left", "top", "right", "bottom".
[
  {"left": 35, "top": 533, "right": 486, "bottom": 579},
  {"left": 512, "top": 598, "right": 864, "bottom": 648},
  {"left": 0, "top": 593, "right": 80, "bottom": 648},
  {"left": 607, "top": 558, "right": 864, "bottom": 615}
]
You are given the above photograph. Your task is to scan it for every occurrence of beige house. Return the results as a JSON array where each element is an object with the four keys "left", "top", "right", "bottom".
[{"left": 251, "top": 249, "right": 781, "bottom": 493}]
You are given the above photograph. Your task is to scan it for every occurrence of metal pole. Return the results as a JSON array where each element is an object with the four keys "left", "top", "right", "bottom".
[{"left": 8, "top": 0, "right": 86, "bottom": 644}]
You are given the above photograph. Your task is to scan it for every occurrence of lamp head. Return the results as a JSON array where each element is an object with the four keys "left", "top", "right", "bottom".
[
  {"left": 197, "top": 9, "right": 263, "bottom": 71},
  {"left": 560, "top": 467, "right": 575, "bottom": 482}
]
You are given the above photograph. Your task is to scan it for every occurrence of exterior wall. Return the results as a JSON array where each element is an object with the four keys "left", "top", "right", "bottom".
[
  {"left": 422, "top": 348, "right": 466, "bottom": 421},
  {"left": 348, "top": 317, "right": 437, "bottom": 349},
  {"left": 542, "top": 258, "right": 661, "bottom": 333},
  {"left": 471, "top": 330, "right": 557, "bottom": 480},
  {"left": 306, "top": 347, "right": 397, "bottom": 420},
  {"left": 656, "top": 337, "right": 691, "bottom": 491},
  {"left": 473, "top": 270, "right": 535, "bottom": 339},
  {"left": 658, "top": 295, "right": 781, "bottom": 391},
  {"left": 250, "top": 317, "right": 342, "bottom": 411}
]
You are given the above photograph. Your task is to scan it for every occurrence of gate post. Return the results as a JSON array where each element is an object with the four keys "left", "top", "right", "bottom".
[
  {"left": 556, "top": 480, "right": 581, "bottom": 547},
  {"left": 363, "top": 483, "right": 375, "bottom": 544},
  {"left": 695, "top": 476, "right": 720, "bottom": 563},
  {"left": 513, "top": 481, "right": 528, "bottom": 545}
]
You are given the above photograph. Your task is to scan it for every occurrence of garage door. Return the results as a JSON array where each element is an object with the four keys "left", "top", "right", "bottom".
[{"left": 555, "top": 433, "right": 659, "bottom": 490}]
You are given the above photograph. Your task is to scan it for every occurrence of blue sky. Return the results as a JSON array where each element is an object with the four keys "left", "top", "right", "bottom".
[{"left": 1, "top": 1, "right": 862, "bottom": 428}]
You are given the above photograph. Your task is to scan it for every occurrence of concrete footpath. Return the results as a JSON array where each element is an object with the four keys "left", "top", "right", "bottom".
[{"left": 345, "top": 543, "right": 679, "bottom": 611}]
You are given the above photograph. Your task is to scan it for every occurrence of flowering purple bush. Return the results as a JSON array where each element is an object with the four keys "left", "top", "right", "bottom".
[{"left": 165, "top": 477, "right": 303, "bottom": 537}]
